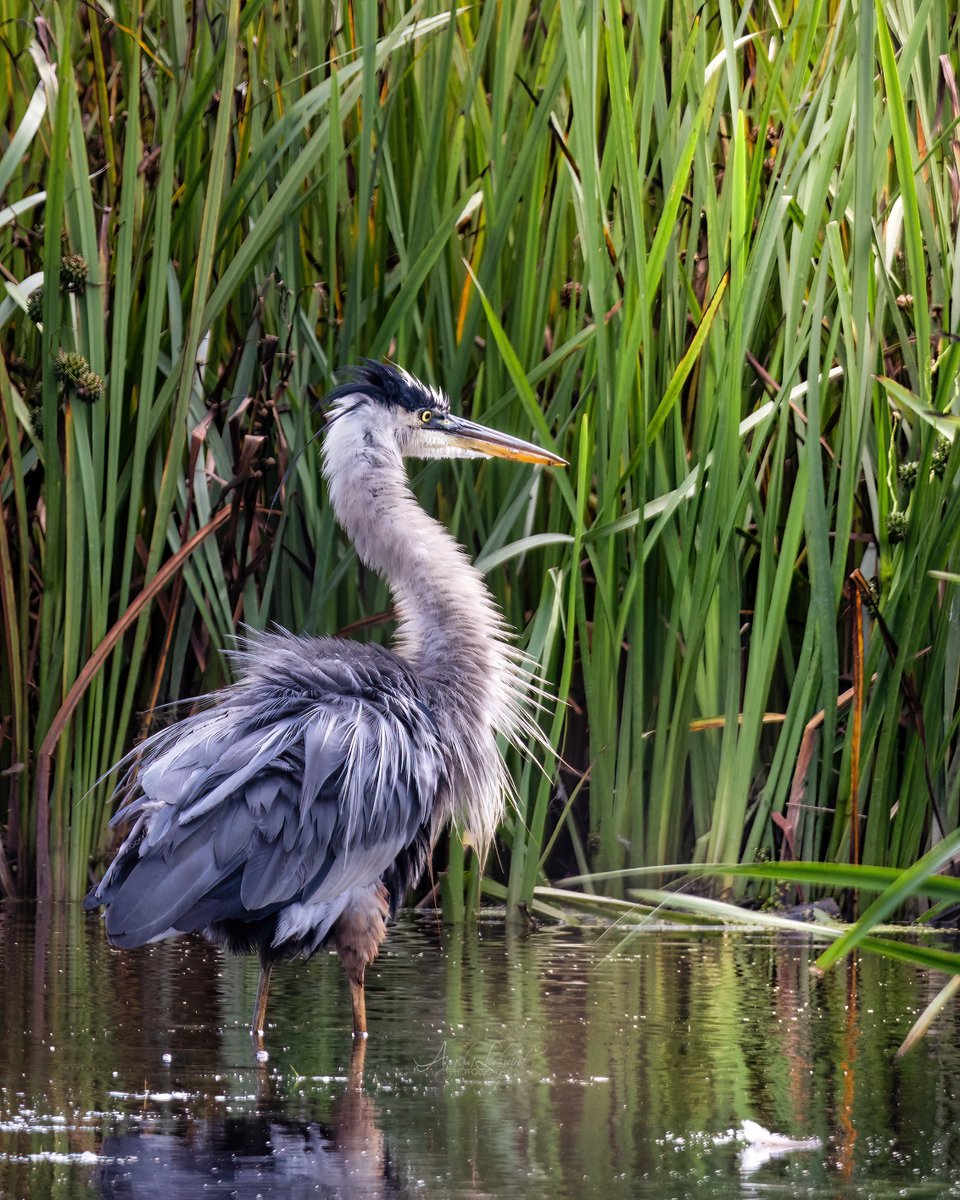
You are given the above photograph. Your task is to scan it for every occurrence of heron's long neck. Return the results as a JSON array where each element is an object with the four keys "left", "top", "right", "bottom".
[{"left": 323, "top": 435, "right": 509, "bottom": 718}]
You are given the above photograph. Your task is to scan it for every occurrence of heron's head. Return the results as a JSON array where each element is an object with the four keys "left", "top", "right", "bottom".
[{"left": 323, "top": 361, "right": 566, "bottom": 467}]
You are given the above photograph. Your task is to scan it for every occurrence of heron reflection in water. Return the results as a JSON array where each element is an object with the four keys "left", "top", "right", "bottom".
[
  {"left": 85, "top": 362, "right": 565, "bottom": 1040},
  {"left": 98, "top": 1054, "right": 391, "bottom": 1198}
]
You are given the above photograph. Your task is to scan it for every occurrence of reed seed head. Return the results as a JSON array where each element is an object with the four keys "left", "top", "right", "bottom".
[
  {"left": 54, "top": 350, "right": 104, "bottom": 402},
  {"left": 26, "top": 289, "right": 43, "bottom": 325},
  {"left": 60, "top": 253, "right": 89, "bottom": 294},
  {"left": 886, "top": 511, "right": 908, "bottom": 544}
]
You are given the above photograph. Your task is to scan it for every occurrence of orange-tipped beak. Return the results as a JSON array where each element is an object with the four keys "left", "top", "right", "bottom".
[{"left": 439, "top": 414, "right": 567, "bottom": 466}]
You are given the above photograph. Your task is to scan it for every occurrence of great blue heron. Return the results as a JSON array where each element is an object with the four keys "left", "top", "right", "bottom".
[{"left": 84, "top": 362, "right": 565, "bottom": 1040}]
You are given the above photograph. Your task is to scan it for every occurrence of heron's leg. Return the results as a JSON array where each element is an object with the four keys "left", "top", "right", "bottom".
[
  {"left": 252, "top": 957, "right": 273, "bottom": 1037},
  {"left": 348, "top": 968, "right": 368, "bottom": 1039},
  {"left": 348, "top": 1034, "right": 367, "bottom": 1080},
  {"left": 333, "top": 884, "right": 387, "bottom": 1039}
]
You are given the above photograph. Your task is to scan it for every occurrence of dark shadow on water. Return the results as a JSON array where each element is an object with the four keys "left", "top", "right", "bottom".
[{"left": 96, "top": 1044, "right": 395, "bottom": 1198}]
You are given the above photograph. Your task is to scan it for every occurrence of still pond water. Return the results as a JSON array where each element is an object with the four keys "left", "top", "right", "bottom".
[{"left": 1, "top": 906, "right": 960, "bottom": 1198}]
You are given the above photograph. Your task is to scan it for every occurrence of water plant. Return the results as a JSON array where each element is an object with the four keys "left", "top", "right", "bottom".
[{"left": 1, "top": 3, "right": 958, "bottom": 945}]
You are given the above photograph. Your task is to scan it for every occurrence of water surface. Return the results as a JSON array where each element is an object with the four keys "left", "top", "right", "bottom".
[{"left": 2, "top": 906, "right": 959, "bottom": 1197}]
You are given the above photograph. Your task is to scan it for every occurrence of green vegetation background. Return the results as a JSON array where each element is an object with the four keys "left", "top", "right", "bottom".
[{"left": 2, "top": 1, "right": 959, "bottom": 913}]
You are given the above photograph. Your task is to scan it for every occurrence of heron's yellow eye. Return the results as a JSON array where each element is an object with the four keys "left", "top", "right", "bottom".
[{"left": 420, "top": 409, "right": 433, "bottom": 424}]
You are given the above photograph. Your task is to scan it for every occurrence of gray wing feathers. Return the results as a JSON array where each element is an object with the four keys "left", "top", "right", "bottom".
[{"left": 91, "top": 634, "right": 444, "bottom": 948}]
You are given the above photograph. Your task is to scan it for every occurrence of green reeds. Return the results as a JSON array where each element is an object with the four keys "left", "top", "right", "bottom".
[{"left": 1, "top": 2, "right": 959, "bottom": 919}]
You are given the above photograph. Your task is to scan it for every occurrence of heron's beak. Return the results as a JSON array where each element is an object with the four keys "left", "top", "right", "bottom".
[{"left": 439, "top": 414, "right": 568, "bottom": 466}]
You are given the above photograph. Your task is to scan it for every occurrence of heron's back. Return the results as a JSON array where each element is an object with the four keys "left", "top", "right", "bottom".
[{"left": 85, "top": 632, "right": 444, "bottom": 959}]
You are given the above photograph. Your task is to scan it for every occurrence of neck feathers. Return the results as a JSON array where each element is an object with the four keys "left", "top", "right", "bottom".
[
  {"left": 322, "top": 412, "right": 502, "bottom": 683},
  {"left": 321, "top": 405, "right": 534, "bottom": 854}
]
